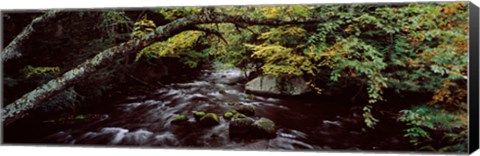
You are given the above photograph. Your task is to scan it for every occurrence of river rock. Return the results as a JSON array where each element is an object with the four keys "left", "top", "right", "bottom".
[
  {"left": 199, "top": 113, "right": 219, "bottom": 126},
  {"left": 223, "top": 111, "right": 234, "bottom": 119},
  {"left": 245, "top": 76, "right": 311, "bottom": 96},
  {"left": 171, "top": 114, "right": 188, "bottom": 124},
  {"left": 229, "top": 117, "right": 255, "bottom": 137},
  {"left": 252, "top": 117, "right": 276, "bottom": 138},
  {"left": 193, "top": 111, "right": 206, "bottom": 120},
  {"left": 233, "top": 113, "right": 247, "bottom": 119},
  {"left": 229, "top": 117, "right": 277, "bottom": 138},
  {"left": 235, "top": 105, "right": 255, "bottom": 116}
]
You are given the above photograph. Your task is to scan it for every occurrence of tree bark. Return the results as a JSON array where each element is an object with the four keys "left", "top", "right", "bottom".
[
  {"left": 1, "top": 10, "right": 69, "bottom": 62},
  {"left": 2, "top": 12, "right": 326, "bottom": 126}
]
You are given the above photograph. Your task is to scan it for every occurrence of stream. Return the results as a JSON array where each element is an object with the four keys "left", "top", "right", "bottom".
[{"left": 4, "top": 67, "right": 415, "bottom": 151}]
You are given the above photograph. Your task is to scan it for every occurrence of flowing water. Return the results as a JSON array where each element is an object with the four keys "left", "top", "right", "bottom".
[{"left": 4, "top": 68, "right": 415, "bottom": 151}]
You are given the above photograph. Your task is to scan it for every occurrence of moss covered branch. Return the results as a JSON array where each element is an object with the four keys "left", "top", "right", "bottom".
[{"left": 1, "top": 10, "right": 69, "bottom": 62}]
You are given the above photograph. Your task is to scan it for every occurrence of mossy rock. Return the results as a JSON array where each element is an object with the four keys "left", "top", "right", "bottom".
[
  {"left": 75, "top": 115, "right": 86, "bottom": 120},
  {"left": 233, "top": 113, "right": 247, "bottom": 119},
  {"left": 252, "top": 117, "right": 276, "bottom": 138},
  {"left": 224, "top": 111, "right": 234, "bottom": 119},
  {"left": 229, "top": 117, "right": 255, "bottom": 137},
  {"left": 235, "top": 105, "right": 255, "bottom": 116},
  {"left": 171, "top": 114, "right": 188, "bottom": 124},
  {"left": 229, "top": 117, "right": 276, "bottom": 138},
  {"left": 193, "top": 111, "right": 206, "bottom": 120},
  {"left": 199, "top": 113, "right": 219, "bottom": 126}
]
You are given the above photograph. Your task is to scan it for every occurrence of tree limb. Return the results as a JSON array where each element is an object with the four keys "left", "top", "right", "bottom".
[
  {"left": 189, "top": 26, "right": 228, "bottom": 45},
  {"left": 2, "top": 10, "right": 69, "bottom": 62}
]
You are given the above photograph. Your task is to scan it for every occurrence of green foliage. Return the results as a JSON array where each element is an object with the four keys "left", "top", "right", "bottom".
[
  {"left": 156, "top": 7, "right": 202, "bottom": 21},
  {"left": 97, "top": 11, "right": 133, "bottom": 38},
  {"left": 245, "top": 25, "right": 318, "bottom": 76},
  {"left": 135, "top": 30, "right": 208, "bottom": 68},
  {"left": 399, "top": 105, "right": 466, "bottom": 151},
  {"left": 326, "top": 37, "right": 388, "bottom": 104},
  {"left": 132, "top": 15, "right": 213, "bottom": 68},
  {"left": 261, "top": 5, "right": 314, "bottom": 20},
  {"left": 362, "top": 105, "right": 378, "bottom": 128},
  {"left": 207, "top": 23, "right": 258, "bottom": 71},
  {"left": 130, "top": 16, "right": 156, "bottom": 39}
]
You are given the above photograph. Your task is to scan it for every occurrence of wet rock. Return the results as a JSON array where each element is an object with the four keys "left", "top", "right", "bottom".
[
  {"left": 229, "top": 117, "right": 255, "bottom": 137},
  {"left": 171, "top": 114, "right": 188, "bottom": 124},
  {"left": 199, "top": 113, "right": 219, "bottom": 126},
  {"left": 237, "top": 140, "right": 269, "bottom": 150},
  {"left": 229, "top": 117, "right": 277, "bottom": 139},
  {"left": 252, "top": 117, "right": 276, "bottom": 138},
  {"left": 74, "top": 115, "right": 86, "bottom": 120},
  {"left": 193, "top": 111, "right": 206, "bottom": 120},
  {"left": 42, "top": 114, "right": 109, "bottom": 126},
  {"left": 223, "top": 111, "right": 234, "bottom": 120},
  {"left": 233, "top": 113, "right": 247, "bottom": 119},
  {"left": 235, "top": 105, "right": 255, "bottom": 116},
  {"left": 245, "top": 76, "right": 311, "bottom": 96}
]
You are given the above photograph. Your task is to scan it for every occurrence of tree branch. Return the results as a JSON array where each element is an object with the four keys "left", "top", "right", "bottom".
[
  {"left": 234, "top": 23, "right": 257, "bottom": 35},
  {"left": 188, "top": 26, "right": 228, "bottom": 45},
  {"left": 2, "top": 10, "right": 70, "bottom": 62}
]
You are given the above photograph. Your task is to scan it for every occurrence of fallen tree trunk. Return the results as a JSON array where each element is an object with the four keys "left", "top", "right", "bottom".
[
  {"left": 1, "top": 10, "right": 69, "bottom": 62},
  {"left": 2, "top": 12, "right": 326, "bottom": 125}
]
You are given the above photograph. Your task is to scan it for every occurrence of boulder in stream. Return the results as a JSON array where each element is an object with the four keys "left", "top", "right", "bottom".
[
  {"left": 229, "top": 117, "right": 277, "bottom": 139},
  {"left": 229, "top": 117, "right": 255, "bottom": 137},
  {"left": 235, "top": 105, "right": 255, "bottom": 116},
  {"left": 245, "top": 76, "right": 311, "bottom": 96},
  {"left": 252, "top": 117, "right": 276, "bottom": 138},
  {"left": 199, "top": 113, "right": 220, "bottom": 126}
]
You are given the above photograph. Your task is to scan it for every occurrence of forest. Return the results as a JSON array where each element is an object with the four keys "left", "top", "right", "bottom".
[{"left": 2, "top": 2, "right": 469, "bottom": 153}]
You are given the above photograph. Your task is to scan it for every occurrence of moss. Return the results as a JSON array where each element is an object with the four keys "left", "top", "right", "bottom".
[
  {"left": 253, "top": 118, "right": 275, "bottom": 129},
  {"left": 235, "top": 105, "right": 255, "bottom": 116},
  {"left": 229, "top": 117, "right": 255, "bottom": 137},
  {"left": 199, "top": 113, "right": 219, "bottom": 126},
  {"left": 224, "top": 111, "right": 234, "bottom": 119},
  {"left": 234, "top": 113, "right": 247, "bottom": 119},
  {"left": 171, "top": 114, "right": 188, "bottom": 124},
  {"left": 193, "top": 111, "right": 206, "bottom": 120},
  {"left": 22, "top": 65, "right": 60, "bottom": 78},
  {"left": 75, "top": 115, "right": 85, "bottom": 120},
  {"left": 252, "top": 117, "right": 276, "bottom": 138}
]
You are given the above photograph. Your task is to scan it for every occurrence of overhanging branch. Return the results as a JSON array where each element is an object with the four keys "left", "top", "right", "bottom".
[{"left": 188, "top": 26, "right": 228, "bottom": 45}]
